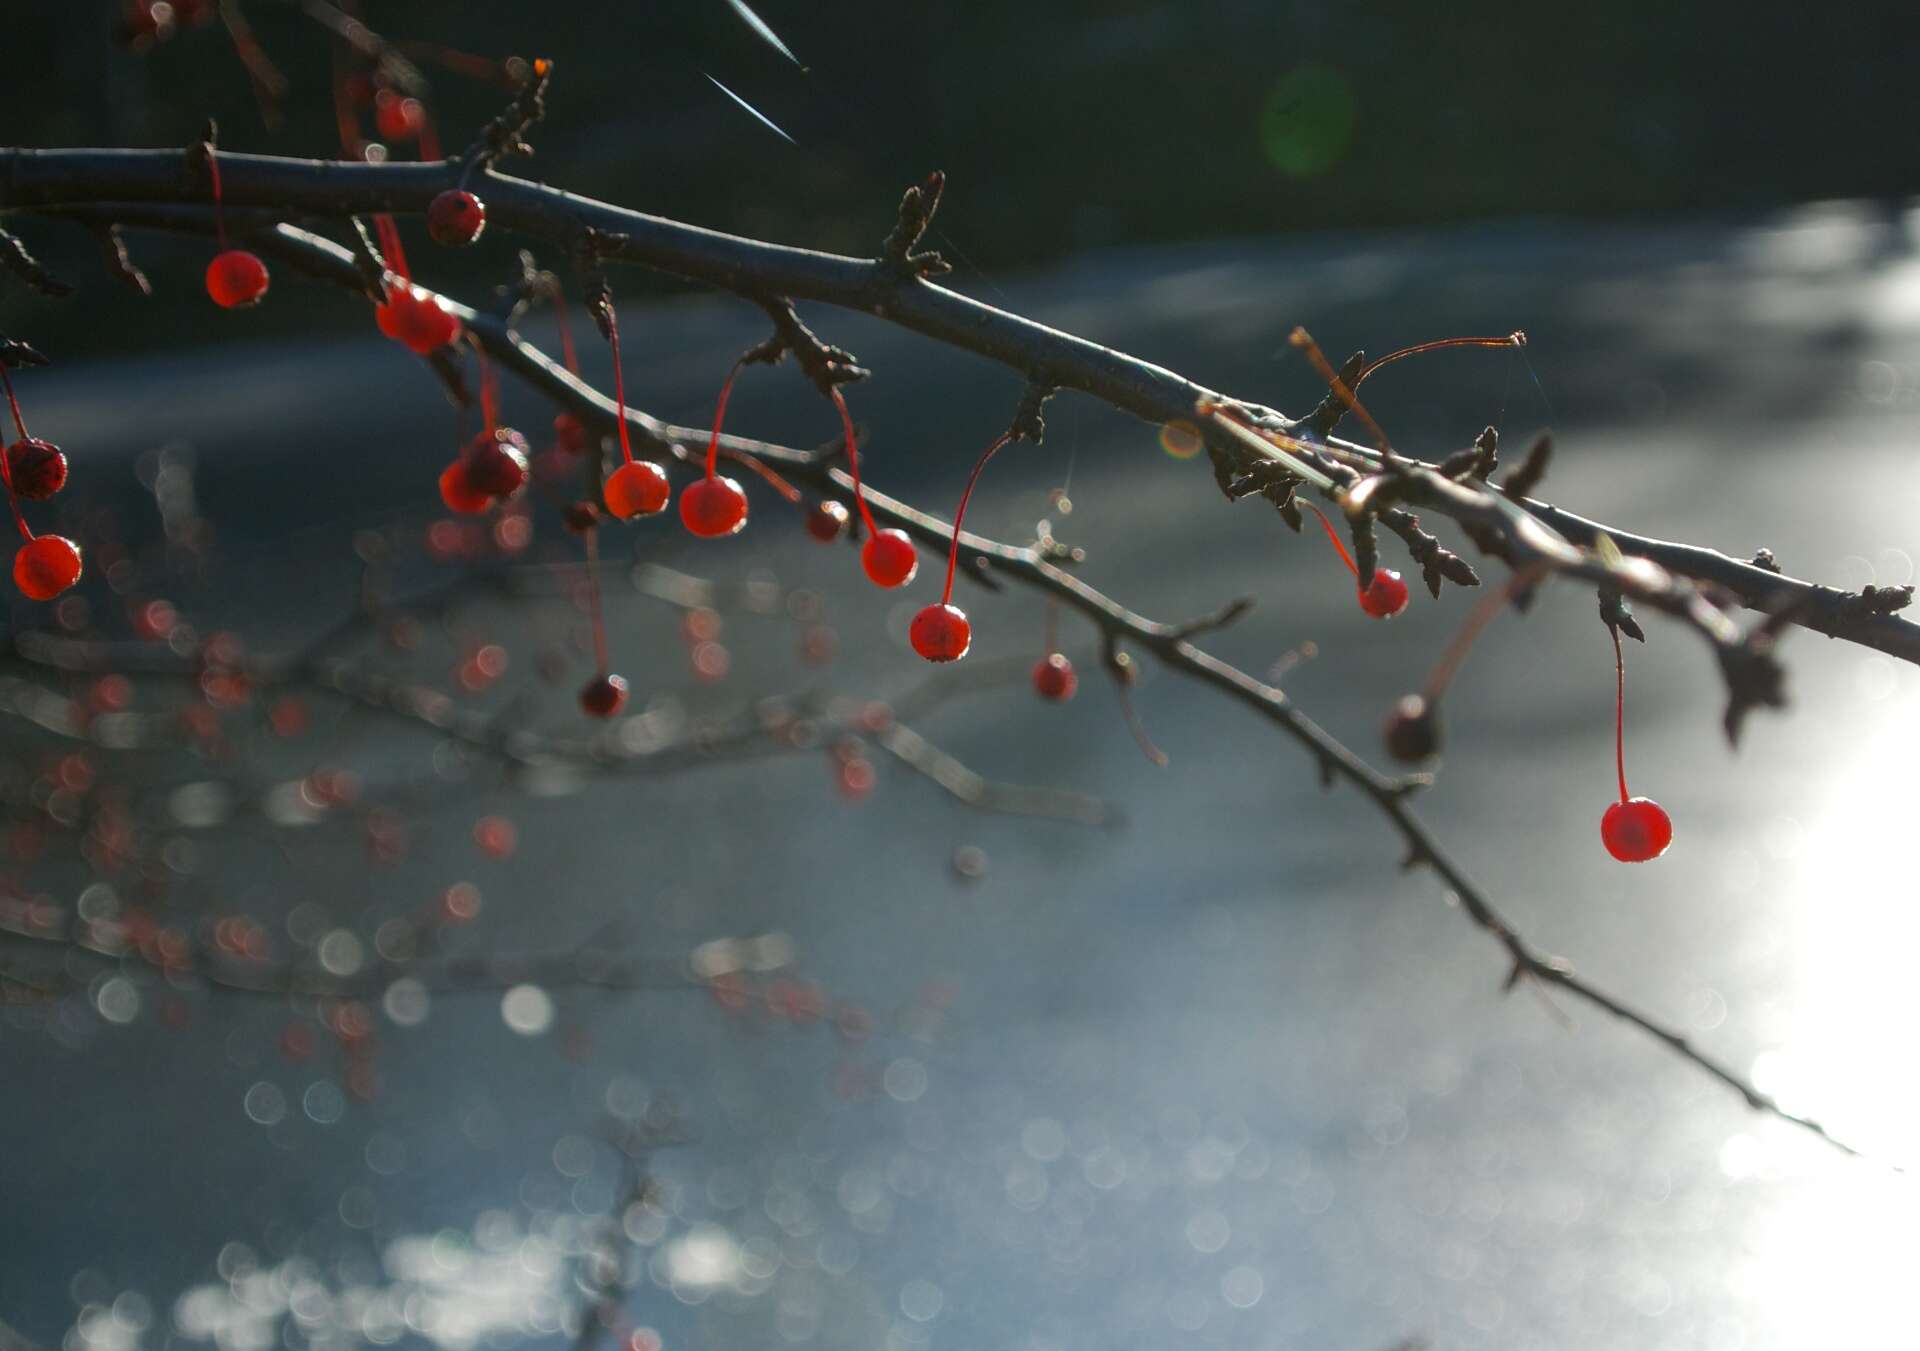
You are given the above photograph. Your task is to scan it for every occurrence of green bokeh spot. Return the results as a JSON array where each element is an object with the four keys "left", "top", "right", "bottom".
[{"left": 1260, "top": 65, "right": 1356, "bottom": 178}]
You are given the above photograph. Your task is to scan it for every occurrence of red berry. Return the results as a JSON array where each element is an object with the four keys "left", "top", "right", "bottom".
[
  {"left": 1358, "top": 568, "right": 1410, "bottom": 619},
  {"left": 1600, "top": 797, "right": 1673, "bottom": 863},
  {"left": 426, "top": 190, "right": 487, "bottom": 246},
  {"left": 374, "top": 91, "right": 425, "bottom": 143},
  {"left": 377, "top": 284, "right": 460, "bottom": 354},
  {"left": 806, "top": 500, "right": 850, "bottom": 542},
  {"left": 861, "top": 528, "right": 918, "bottom": 588},
  {"left": 679, "top": 475, "right": 749, "bottom": 538},
  {"left": 466, "top": 431, "right": 529, "bottom": 499},
  {"left": 909, "top": 604, "right": 972, "bottom": 662},
  {"left": 14, "top": 536, "right": 83, "bottom": 601},
  {"left": 438, "top": 460, "right": 489, "bottom": 514},
  {"left": 563, "top": 502, "right": 600, "bottom": 534},
  {"left": 4, "top": 439, "right": 67, "bottom": 500},
  {"left": 402, "top": 292, "right": 461, "bottom": 354},
  {"left": 605, "top": 461, "right": 670, "bottom": 519},
  {"left": 1032, "top": 653, "right": 1077, "bottom": 701},
  {"left": 205, "top": 250, "right": 269, "bottom": 308},
  {"left": 1382, "top": 693, "right": 1440, "bottom": 762},
  {"left": 579, "top": 673, "right": 629, "bottom": 718}
]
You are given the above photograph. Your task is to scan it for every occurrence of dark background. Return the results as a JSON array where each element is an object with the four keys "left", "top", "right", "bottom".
[{"left": 5, "top": 0, "right": 1920, "bottom": 355}]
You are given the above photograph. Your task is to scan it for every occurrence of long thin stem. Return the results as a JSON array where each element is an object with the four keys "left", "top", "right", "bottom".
[
  {"left": 584, "top": 527, "right": 609, "bottom": 674},
  {"left": 550, "top": 286, "right": 581, "bottom": 377},
  {"left": 704, "top": 359, "right": 743, "bottom": 479},
  {"left": 1303, "top": 500, "right": 1360, "bottom": 581},
  {"left": 1419, "top": 564, "right": 1550, "bottom": 701},
  {"left": 206, "top": 147, "right": 229, "bottom": 250},
  {"left": 604, "top": 306, "right": 635, "bottom": 465},
  {"left": 939, "top": 433, "right": 1012, "bottom": 604},
  {"left": 0, "top": 364, "right": 28, "bottom": 441},
  {"left": 1613, "top": 626, "right": 1630, "bottom": 804},
  {"left": 0, "top": 366, "right": 34, "bottom": 540},
  {"left": 829, "top": 385, "right": 879, "bottom": 537},
  {"left": 1356, "top": 334, "right": 1526, "bottom": 388}
]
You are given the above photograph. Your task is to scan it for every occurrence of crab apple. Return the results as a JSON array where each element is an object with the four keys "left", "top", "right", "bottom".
[
  {"left": 426, "top": 190, "right": 487, "bottom": 246},
  {"left": 438, "top": 460, "right": 489, "bottom": 514},
  {"left": 1358, "top": 568, "right": 1410, "bottom": 619},
  {"left": 373, "top": 90, "right": 426, "bottom": 142},
  {"left": 604, "top": 460, "right": 670, "bottom": 519},
  {"left": 466, "top": 430, "right": 529, "bottom": 499},
  {"left": 1601, "top": 797, "right": 1673, "bottom": 863},
  {"left": 205, "top": 250, "right": 269, "bottom": 308},
  {"left": 1032, "top": 653, "right": 1078, "bottom": 701},
  {"left": 860, "top": 528, "right": 918, "bottom": 588},
  {"left": 4, "top": 439, "right": 67, "bottom": 500},
  {"left": 579, "top": 672, "right": 629, "bottom": 718},
  {"left": 377, "top": 285, "right": 461, "bottom": 354},
  {"left": 806, "top": 500, "right": 850, "bottom": 542},
  {"left": 909, "top": 604, "right": 972, "bottom": 662},
  {"left": 1382, "top": 693, "right": 1440, "bottom": 762},
  {"left": 680, "top": 475, "right": 749, "bottom": 538},
  {"left": 14, "top": 536, "right": 83, "bottom": 601}
]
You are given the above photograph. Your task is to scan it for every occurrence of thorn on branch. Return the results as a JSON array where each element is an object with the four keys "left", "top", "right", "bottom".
[
  {"left": 1304, "top": 349, "right": 1366, "bottom": 438},
  {"left": 0, "top": 338, "right": 50, "bottom": 370},
  {"left": 1010, "top": 377, "right": 1055, "bottom": 444},
  {"left": 1749, "top": 547, "right": 1782, "bottom": 574},
  {"left": 0, "top": 228, "right": 73, "bottom": 298},
  {"left": 758, "top": 298, "right": 865, "bottom": 393},
  {"left": 467, "top": 56, "right": 553, "bottom": 166},
  {"left": 91, "top": 224, "right": 151, "bottom": 296},
  {"left": 1719, "top": 635, "right": 1787, "bottom": 746},
  {"left": 1472, "top": 425, "right": 1500, "bottom": 479},
  {"left": 880, "top": 171, "right": 951, "bottom": 277},
  {"left": 1501, "top": 432, "right": 1552, "bottom": 500},
  {"left": 1168, "top": 596, "right": 1255, "bottom": 642}
]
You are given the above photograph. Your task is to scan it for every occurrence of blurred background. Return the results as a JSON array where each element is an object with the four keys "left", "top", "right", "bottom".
[{"left": 2, "top": 3, "right": 1918, "bottom": 1350}]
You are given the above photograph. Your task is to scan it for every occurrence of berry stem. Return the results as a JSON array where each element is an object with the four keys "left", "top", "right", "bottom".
[
  {"left": 1612, "top": 625, "right": 1630, "bottom": 804},
  {"left": 604, "top": 305, "right": 635, "bottom": 466},
  {"left": 1302, "top": 500, "right": 1360, "bottom": 581},
  {"left": 374, "top": 213, "right": 409, "bottom": 281},
  {"left": 475, "top": 344, "right": 499, "bottom": 434},
  {"left": 0, "top": 363, "right": 30, "bottom": 440},
  {"left": 0, "top": 367, "right": 35, "bottom": 541},
  {"left": 1044, "top": 598, "right": 1057, "bottom": 653},
  {"left": 550, "top": 286, "right": 581, "bottom": 377},
  {"left": 828, "top": 385, "right": 880, "bottom": 537},
  {"left": 206, "top": 145, "right": 229, "bottom": 250},
  {"left": 1418, "top": 563, "right": 1550, "bottom": 702},
  {"left": 720, "top": 449, "right": 801, "bottom": 504},
  {"left": 705, "top": 360, "right": 745, "bottom": 480},
  {"left": 938, "top": 432, "right": 1013, "bottom": 604},
  {"left": 584, "top": 525, "right": 609, "bottom": 675},
  {"left": 1356, "top": 333, "right": 1527, "bottom": 389}
]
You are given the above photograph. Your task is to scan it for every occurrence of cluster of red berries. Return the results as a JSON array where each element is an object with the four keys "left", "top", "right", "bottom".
[{"left": 2, "top": 363, "right": 82, "bottom": 603}]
